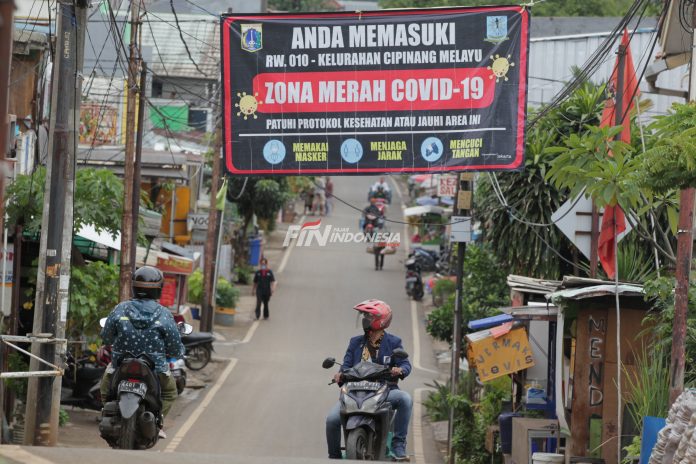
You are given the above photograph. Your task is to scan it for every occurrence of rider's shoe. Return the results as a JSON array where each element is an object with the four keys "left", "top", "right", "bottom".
[{"left": 158, "top": 429, "right": 167, "bottom": 439}]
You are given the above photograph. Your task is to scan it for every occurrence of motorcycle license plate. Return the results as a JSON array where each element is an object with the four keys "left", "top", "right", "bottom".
[
  {"left": 118, "top": 380, "right": 147, "bottom": 397},
  {"left": 405, "top": 277, "right": 418, "bottom": 283},
  {"left": 347, "top": 381, "right": 381, "bottom": 391}
]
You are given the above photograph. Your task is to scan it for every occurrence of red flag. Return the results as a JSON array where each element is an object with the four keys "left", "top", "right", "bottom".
[{"left": 598, "top": 30, "right": 638, "bottom": 279}]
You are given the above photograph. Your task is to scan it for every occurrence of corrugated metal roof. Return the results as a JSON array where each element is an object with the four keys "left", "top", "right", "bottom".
[
  {"left": 528, "top": 29, "right": 687, "bottom": 118},
  {"left": 142, "top": 12, "right": 219, "bottom": 80},
  {"left": 549, "top": 284, "right": 644, "bottom": 303}
]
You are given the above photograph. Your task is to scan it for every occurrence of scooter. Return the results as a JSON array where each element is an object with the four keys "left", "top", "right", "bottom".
[
  {"left": 173, "top": 314, "right": 215, "bottom": 371},
  {"left": 404, "top": 257, "right": 424, "bottom": 301},
  {"left": 61, "top": 350, "right": 106, "bottom": 411},
  {"left": 98, "top": 318, "right": 193, "bottom": 449},
  {"left": 322, "top": 348, "right": 409, "bottom": 461},
  {"left": 408, "top": 248, "right": 439, "bottom": 273}
]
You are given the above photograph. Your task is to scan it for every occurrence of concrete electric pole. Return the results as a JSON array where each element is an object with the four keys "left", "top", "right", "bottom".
[
  {"left": 118, "top": 0, "right": 143, "bottom": 300},
  {"left": 24, "top": 0, "right": 87, "bottom": 446}
]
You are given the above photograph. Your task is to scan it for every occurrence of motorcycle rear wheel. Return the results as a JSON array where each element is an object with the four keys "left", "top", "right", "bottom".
[
  {"left": 413, "top": 286, "right": 424, "bottom": 301},
  {"left": 118, "top": 413, "right": 138, "bottom": 449},
  {"left": 346, "top": 427, "right": 371, "bottom": 460},
  {"left": 185, "top": 345, "right": 211, "bottom": 371}
]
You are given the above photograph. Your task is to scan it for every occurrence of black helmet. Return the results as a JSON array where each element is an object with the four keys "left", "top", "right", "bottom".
[{"left": 132, "top": 266, "right": 164, "bottom": 299}]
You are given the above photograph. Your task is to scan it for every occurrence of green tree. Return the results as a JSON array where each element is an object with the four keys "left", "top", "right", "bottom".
[
  {"left": 5, "top": 167, "right": 124, "bottom": 238},
  {"left": 269, "top": 0, "right": 340, "bottom": 11},
  {"left": 68, "top": 261, "right": 120, "bottom": 341}
]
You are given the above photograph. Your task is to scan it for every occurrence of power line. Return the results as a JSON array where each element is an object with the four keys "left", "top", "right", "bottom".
[{"left": 168, "top": 0, "right": 209, "bottom": 77}]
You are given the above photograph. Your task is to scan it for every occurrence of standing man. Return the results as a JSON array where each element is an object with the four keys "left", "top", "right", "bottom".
[
  {"left": 252, "top": 257, "right": 276, "bottom": 320},
  {"left": 325, "top": 176, "right": 334, "bottom": 216}
]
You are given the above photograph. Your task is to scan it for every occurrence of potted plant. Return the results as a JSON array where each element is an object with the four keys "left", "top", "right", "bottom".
[
  {"left": 214, "top": 278, "right": 240, "bottom": 326},
  {"left": 187, "top": 269, "right": 204, "bottom": 320}
]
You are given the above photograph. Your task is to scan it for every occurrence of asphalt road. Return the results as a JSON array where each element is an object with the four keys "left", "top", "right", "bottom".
[{"left": 0, "top": 176, "right": 443, "bottom": 464}]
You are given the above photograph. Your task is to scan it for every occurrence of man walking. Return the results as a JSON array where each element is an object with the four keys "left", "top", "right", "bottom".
[{"left": 252, "top": 257, "right": 276, "bottom": 320}]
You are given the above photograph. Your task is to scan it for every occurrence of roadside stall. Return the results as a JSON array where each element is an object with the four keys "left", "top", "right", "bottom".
[
  {"left": 136, "top": 242, "right": 201, "bottom": 315},
  {"left": 403, "top": 205, "right": 450, "bottom": 251}
]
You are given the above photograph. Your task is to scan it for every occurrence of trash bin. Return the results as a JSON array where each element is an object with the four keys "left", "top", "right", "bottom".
[
  {"left": 214, "top": 307, "right": 236, "bottom": 326},
  {"left": 248, "top": 237, "right": 262, "bottom": 266},
  {"left": 498, "top": 412, "right": 521, "bottom": 454}
]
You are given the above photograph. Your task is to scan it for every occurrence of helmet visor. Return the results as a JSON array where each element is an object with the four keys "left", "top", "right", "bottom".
[{"left": 356, "top": 312, "right": 374, "bottom": 331}]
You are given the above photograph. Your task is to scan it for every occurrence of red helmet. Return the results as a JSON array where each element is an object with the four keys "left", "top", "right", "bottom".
[{"left": 354, "top": 299, "right": 392, "bottom": 331}]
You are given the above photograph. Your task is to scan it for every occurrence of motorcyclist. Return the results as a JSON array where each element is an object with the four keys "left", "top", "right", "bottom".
[
  {"left": 326, "top": 299, "right": 413, "bottom": 461},
  {"left": 362, "top": 197, "right": 384, "bottom": 233},
  {"left": 370, "top": 177, "right": 391, "bottom": 202},
  {"left": 99, "top": 266, "right": 185, "bottom": 436}
]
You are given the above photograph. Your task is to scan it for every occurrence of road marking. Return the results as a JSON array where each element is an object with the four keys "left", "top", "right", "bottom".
[
  {"left": 164, "top": 357, "right": 238, "bottom": 453},
  {"left": 278, "top": 214, "right": 304, "bottom": 274},
  {"left": 411, "top": 299, "right": 439, "bottom": 375},
  {"left": 0, "top": 446, "right": 57, "bottom": 464},
  {"left": 234, "top": 215, "right": 304, "bottom": 348},
  {"left": 390, "top": 176, "right": 404, "bottom": 204},
  {"left": 413, "top": 387, "right": 436, "bottom": 464}
]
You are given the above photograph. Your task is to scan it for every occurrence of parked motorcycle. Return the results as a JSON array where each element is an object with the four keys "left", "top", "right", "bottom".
[
  {"left": 61, "top": 350, "right": 106, "bottom": 411},
  {"left": 404, "top": 257, "right": 424, "bottom": 301},
  {"left": 322, "top": 348, "right": 409, "bottom": 461},
  {"left": 408, "top": 248, "right": 439, "bottom": 273},
  {"left": 98, "top": 318, "right": 193, "bottom": 449},
  {"left": 173, "top": 314, "right": 215, "bottom": 371},
  {"left": 169, "top": 358, "right": 187, "bottom": 394}
]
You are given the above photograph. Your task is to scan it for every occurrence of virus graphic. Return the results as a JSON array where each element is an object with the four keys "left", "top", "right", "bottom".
[
  {"left": 235, "top": 91, "right": 261, "bottom": 119},
  {"left": 487, "top": 54, "right": 515, "bottom": 82}
]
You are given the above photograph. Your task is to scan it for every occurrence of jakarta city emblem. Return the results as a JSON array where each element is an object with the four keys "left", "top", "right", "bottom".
[
  {"left": 485, "top": 16, "right": 508, "bottom": 43},
  {"left": 241, "top": 24, "right": 263, "bottom": 52}
]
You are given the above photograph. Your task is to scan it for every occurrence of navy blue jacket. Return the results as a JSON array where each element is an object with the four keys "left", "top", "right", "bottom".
[
  {"left": 341, "top": 332, "right": 412, "bottom": 388},
  {"left": 101, "top": 299, "right": 185, "bottom": 374}
]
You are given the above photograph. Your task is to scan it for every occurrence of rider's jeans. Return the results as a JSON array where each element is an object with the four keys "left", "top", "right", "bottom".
[{"left": 326, "top": 388, "right": 413, "bottom": 459}]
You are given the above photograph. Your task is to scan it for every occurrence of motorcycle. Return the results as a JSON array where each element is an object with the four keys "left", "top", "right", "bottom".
[
  {"left": 322, "top": 348, "right": 409, "bottom": 461},
  {"left": 173, "top": 314, "right": 215, "bottom": 371},
  {"left": 404, "top": 257, "right": 424, "bottom": 301},
  {"left": 169, "top": 358, "right": 187, "bottom": 394},
  {"left": 98, "top": 318, "right": 193, "bottom": 449},
  {"left": 61, "top": 349, "right": 107, "bottom": 411},
  {"left": 407, "top": 248, "right": 439, "bottom": 273}
]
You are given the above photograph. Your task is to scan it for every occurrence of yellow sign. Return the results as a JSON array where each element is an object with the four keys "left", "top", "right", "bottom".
[{"left": 466, "top": 327, "right": 535, "bottom": 382}]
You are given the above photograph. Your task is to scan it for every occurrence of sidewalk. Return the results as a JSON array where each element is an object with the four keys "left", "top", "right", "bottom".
[{"left": 210, "top": 215, "right": 297, "bottom": 342}]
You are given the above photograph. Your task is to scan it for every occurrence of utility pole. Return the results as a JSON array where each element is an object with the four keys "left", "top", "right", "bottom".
[
  {"left": 130, "top": 62, "right": 147, "bottom": 268},
  {"left": 201, "top": 129, "right": 222, "bottom": 333},
  {"left": 447, "top": 173, "right": 472, "bottom": 464},
  {"left": 118, "top": 0, "right": 143, "bottom": 300},
  {"left": 24, "top": 0, "right": 87, "bottom": 446},
  {"left": 0, "top": 0, "right": 15, "bottom": 435},
  {"left": 669, "top": 7, "right": 696, "bottom": 405}
]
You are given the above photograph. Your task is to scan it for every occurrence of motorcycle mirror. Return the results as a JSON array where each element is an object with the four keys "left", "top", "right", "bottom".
[
  {"left": 391, "top": 348, "right": 409, "bottom": 360},
  {"left": 322, "top": 357, "right": 336, "bottom": 369},
  {"left": 178, "top": 322, "right": 193, "bottom": 335},
  {"left": 99, "top": 317, "right": 107, "bottom": 328}
]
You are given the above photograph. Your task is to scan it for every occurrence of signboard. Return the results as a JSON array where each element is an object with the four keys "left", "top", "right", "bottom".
[
  {"left": 450, "top": 216, "right": 472, "bottom": 242},
  {"left": 438, "top": 174, "right": 457, "bottom": 197},
  {"left": 466, "top": 326, "right": 535, "bottom": 382},
  {"left": 156, "top": 254, "right": 194, "bottom": 275},
  {"left": 221, "top": 7, "right": 530, "bottom": 175},
  {"left": 187, "top": 213, "right": 210, "bottom": 231}
]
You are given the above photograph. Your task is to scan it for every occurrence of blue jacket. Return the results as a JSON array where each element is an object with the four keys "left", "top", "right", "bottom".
[
  {"left": 101, "top": 299, "right": 185, "bottom": 374},
  {"left": 341, "top": 332, "right": 412, "bottom": 389}
]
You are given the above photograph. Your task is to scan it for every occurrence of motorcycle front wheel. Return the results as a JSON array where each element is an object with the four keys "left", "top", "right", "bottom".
[
  {"left": 118, "top": 413, "right": 138, "bottom": 449},
  {"left": 185, "top": 345, "right": 211, "bottom": 371},
  {"left": 346, "top": 427, "right": 371, "bottom": 460}
]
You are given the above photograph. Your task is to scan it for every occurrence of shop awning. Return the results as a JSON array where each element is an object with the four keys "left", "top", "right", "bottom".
[
  {"left": 76, "top": 224, "right": 121, "bottom": 250},
  {"left": 403, "top": 205, "right": 445, "bottom": 217}
]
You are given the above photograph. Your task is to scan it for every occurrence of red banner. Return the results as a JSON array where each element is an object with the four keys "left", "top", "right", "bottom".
[{"left": 252, "top": 68, "right": 495, "bottom": 113}]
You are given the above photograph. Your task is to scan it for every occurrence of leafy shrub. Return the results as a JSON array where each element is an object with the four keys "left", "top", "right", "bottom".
[
  {"left": 6, "top": 353, "right": 28, "bottom": 401},
  {"left": 426, "top": 245, "right": 508, "bottom": 344},
  {"left": 432, "top": 278, "right": 456, "bottom": 307},
  {"left": 69, "top": 261, "right": 119, "bottom": 340},
  {"left": 215, "top": 278, "right": 240, "bottom": 308},
  {"left": 187, "top": 269, "right": 204, "bottom": 306},
  {"left": 235, "top": 265, "right": 253, "bottom": 285}
]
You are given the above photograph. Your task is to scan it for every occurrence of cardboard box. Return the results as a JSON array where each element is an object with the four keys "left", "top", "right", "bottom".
[
  {"left": 511, "top": 418, "right": 560, "bottom": 464},
  {"left": 466, "top": 326, "right": 535, "bottom": 382}
]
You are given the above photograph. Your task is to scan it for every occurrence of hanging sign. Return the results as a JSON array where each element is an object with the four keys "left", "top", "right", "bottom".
[{"left": 221, "top": 6, "right": 530, "bottom": 175}]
